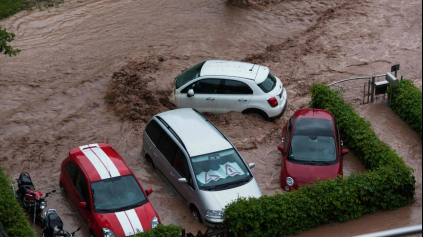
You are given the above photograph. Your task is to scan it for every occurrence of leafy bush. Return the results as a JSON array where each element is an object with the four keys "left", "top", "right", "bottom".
[
  {"left": 0, "top": 168, "right": 36, "bottom": 237},
  {"left": 0, "top": 29, "right": 21, "bottom": 57},
  {"left": 223, "top": 84, "right": 415, "bottom": 237},
  {"left": 388, "top": 80, "right": 422, "bottom": 140},
  {"left": 133, "top": 224, "right": 180, "bottom": 237}
]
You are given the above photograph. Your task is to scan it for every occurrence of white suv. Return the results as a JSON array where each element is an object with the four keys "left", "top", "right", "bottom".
[{"left": 170, "top": 60, "right": 288, "bottom": 120}]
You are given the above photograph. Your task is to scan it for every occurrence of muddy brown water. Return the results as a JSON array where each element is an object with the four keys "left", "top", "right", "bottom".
[{"left": 0, "top": 0, "right": 421, "bottom": 236}]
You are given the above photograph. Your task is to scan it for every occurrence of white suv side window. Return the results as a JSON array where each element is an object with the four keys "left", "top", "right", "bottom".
[
  {"left": 222, "top": 80, "right": 253, "bottom": 95},
  {"left": 181, "top": 79, "right": 222, "bottom": 94}
]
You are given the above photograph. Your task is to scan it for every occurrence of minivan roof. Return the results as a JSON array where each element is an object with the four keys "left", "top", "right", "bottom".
[
  {"left": 200, "top": 60, "right": 270, "bottom": 84},
  {"left": 156, "top": 109, "right": 233, "bottom": 157},
  {"left": 69, "top": 143, "right": 132, "bottom": 182}
]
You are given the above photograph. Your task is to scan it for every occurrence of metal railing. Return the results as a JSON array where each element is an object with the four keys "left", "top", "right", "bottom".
[
  {"left": 328, "top": 70, "right": 401, "bottom": 105},
  {"left": 353, "top": 225, "right": 422, "bottom": 237}
]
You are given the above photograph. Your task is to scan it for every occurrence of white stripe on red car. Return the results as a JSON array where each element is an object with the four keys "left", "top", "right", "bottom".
[
  {"left": 115, "top": 209, "right": 144, "bottom": 236},
  {"left": 79, "top": 144, "right": 121, "bottom": 180}
]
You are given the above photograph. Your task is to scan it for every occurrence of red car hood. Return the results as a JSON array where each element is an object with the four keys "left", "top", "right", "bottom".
[
  {"left": 286, "top": 161, "right": 340, "bottom": 185},
  {"left": 95, "top": 202, "right": 156, "bottom": 236}
]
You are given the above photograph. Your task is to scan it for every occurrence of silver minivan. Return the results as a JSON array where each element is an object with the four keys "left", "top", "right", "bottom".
[{"left": 142, "top": 108, "right": 262, "bottom": 227}]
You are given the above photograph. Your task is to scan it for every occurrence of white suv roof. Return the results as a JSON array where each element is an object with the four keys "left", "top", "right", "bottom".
[
  {"left": 200, "top": 60, "right": 270, "bottom": 84},
  {"left": 156, "top": 108, "right": 233, "bottom": 157}
]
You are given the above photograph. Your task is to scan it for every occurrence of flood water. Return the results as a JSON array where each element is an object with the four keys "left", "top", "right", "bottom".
[{"left": 0, "top": 0, "right": 421, "bottom": 236}]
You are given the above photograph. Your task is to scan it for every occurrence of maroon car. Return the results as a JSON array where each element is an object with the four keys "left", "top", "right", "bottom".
[{"left": 278, "top": 109, "right": 349, "bottom": 191}]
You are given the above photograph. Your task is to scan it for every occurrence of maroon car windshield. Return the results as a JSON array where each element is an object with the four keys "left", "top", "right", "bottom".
[{"left": 289, "top": 118, "right": 338, "bottom": 165}]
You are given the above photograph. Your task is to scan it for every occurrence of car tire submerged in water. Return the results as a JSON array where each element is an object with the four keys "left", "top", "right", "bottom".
[
  {"left": 190, "top": 206, "right": 203, "bottom": 224},
  {"left": 242, "top": 108, "right": 270, "bottom": 121},
  {"left": 60, "top": 182, "right": 66, "bottom": 195}
]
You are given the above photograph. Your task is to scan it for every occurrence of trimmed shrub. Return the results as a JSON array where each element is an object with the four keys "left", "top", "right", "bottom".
[
  {"left": 0, "top": 168, "right": 36, "bottom": 237},
  {"left": 133, "top": 224, "right": 180, "bottom": 237},
  {"left": 223, "top": 84, "right": 415, "bottom": 237},
  {"left": 388, "top": 80, "right": 422, "bottom": 140}
]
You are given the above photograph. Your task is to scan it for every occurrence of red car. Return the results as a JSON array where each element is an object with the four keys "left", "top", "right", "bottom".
[
  {"left": 60, "top": 143, "right": 160, "bottom": 237},
  {"left": 278, "top": 109, "right": 349, "bottom": 191}
]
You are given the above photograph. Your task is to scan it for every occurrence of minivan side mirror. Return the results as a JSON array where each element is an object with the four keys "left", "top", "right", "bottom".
[
  {"left": 249, "top": 163, "right": 255, "bottom": 169},
  {"left": 341, "top": 149, "right": 350, "bottom": 156},
  {"left": 277, "top": 145, "right": 285, "bottom": 153},
  {"left": 79, "top": 202, "right": 87, "bottom": 209},
  {"left": 178, "top": 178, "right": 189, "bottom": 184},
  {"left": 187, "top": 89, "right": 195, "bottom": 97},
  {"left": 145, "top": 188, "right": 153, "bottom": 196}
]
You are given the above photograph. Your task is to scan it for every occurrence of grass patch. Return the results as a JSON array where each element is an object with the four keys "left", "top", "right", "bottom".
[{"left": 0, "top": 0, "right": 64, "bottom": 20}]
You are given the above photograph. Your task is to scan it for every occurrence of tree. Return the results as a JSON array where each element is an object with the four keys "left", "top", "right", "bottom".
[{"left": 0, "top": 28, "right": 21, "bottom": 57}]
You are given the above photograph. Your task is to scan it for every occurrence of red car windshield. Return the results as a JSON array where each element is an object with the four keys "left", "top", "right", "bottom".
[
  {"left": 289, "top": 118, "right": 338, "bottom": 165},
  {"left": 90, "top": 175, "right": 148, "bottom": 213}
]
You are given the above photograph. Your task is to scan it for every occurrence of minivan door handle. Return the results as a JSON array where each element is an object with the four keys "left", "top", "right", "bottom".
[
  {"left": 170, "top": 172, "right": 175, "bottom": 177},
  {"left": 206, "top": 97, "right": 215, "bottom": 101},
  {"left": 154, "top": 152, "right": 158, "bottom": 157},
  {"left": 238, "top": 99, "right": 248, "bottom": 102}
]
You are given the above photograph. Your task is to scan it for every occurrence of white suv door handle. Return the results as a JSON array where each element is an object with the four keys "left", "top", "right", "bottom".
[
  {"left": 206, "top": 97, "right": 215, "bottom": 101},
  {"left": 238, "top": 99, "right": 248, "bottom": 102}
]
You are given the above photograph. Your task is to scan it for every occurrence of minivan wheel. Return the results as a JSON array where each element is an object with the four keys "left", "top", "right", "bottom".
[
  {"left": 146, "top": 155, "right": 156, "bottom": 170},
  {"left": 190, "top": 206, "right": 203, "bottom": 224}
]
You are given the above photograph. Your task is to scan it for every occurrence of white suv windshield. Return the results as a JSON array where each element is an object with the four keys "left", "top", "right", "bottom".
[
  {"left": 91, "top": 175, "right": 148, "bottom": 213},
  {"left": 191, "top": 149, "right": 252, "bottom": 191},
  {"left": 258, "top": 73, "right": 277, "bottom": 93}
]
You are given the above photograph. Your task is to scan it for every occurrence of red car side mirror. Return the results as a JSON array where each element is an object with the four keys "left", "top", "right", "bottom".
[
  {"left": 146, "top": 188, "right": 153, "bottom": 196},
  {"left": 79, "top": 202, "right": 87, "bottom": 209},
  {"left": 341, "top": 149, "right": 350, "bottom": 156},
  {"left": 277, "top": 145, "right": 285, "bottom": 153}
]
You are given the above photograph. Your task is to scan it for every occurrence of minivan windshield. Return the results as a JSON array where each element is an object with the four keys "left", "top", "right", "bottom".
[
  {"left": 90, "top": 175, "right": 148, "bottom": 213},
  {"left": 190, "top": 149, "right": 252, "bottom": 191},
  {"left": 175, "top": 61, "right": 206, "bottom": 89},
  {"left": 257, "top": 73, "right": 277, "bottom": 93}
]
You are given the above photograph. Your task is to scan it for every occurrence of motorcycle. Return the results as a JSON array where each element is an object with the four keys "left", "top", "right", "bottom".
[
  {"left": 41, "top": 209, "right": 81, "bottom": 237},
  {"left": 13, "top": 172, "right": 56, "bottom": 224}
]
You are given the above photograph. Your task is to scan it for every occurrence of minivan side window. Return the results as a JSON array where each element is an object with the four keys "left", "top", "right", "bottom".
[
  {"left": 181, "top": 79, "right": 222, "bottom": 94},
  {"left": 173, "top": 149, "right": 190, "bottom": 179},
  {"left": 75, "top": 171, "right": 90, "bottom": 210},
  {"left": 65, "top": 162, "right": 79, "bottom": 185},
  {"left": 145, "top": 120, "right": 164, "bottom": 146},
  {"left": 157, "top": 132, "right": 178, "bottom": 165},
  {"left": 222, "top": 80, "right": 253, "bottom": 94}
]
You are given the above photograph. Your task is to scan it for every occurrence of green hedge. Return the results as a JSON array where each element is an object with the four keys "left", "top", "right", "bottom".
[
  {"left": 133, "top": 224, "right": 180, "bottom": 237},
  {"left": 0, "top": 168, "right": 36, "bottom": 237},
  {"left": 388, "top": 80, "right": 422, "bottom": 140},
  {"left": 223, "top": 84, "right": 415, "bottom": 237}
]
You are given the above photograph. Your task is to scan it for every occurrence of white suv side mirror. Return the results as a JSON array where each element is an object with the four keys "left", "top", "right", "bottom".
[
  {"left": 188, "top": 89, "right": 195, "bottom": 97},
  {"left": 249, "top": 163, "right": 255, "bottom": 169}
]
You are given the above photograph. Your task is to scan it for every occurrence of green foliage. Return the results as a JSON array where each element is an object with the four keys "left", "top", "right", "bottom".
[
  {"left": 223, "top": 84, "right": 415, "bottom": 237},
  {"left": 388, "top": 80, "right": 422, "bottom": 140},
  {"left": 133, "top": 224, "right": 181, "bottom": 237},
  {"left": 0, "top": 29, "right": 21, "bottom": 57},
  {"left": 0, "top": 168, "right": 36, "bottom": 237}
]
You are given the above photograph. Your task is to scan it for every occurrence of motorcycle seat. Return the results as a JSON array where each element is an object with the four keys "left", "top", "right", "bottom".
[
  {"left": 18, "top": 173, "right": 34, "bottom": 186},
  {"left": 47, "top": 213, "right": 63, "bottom": 230}
]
